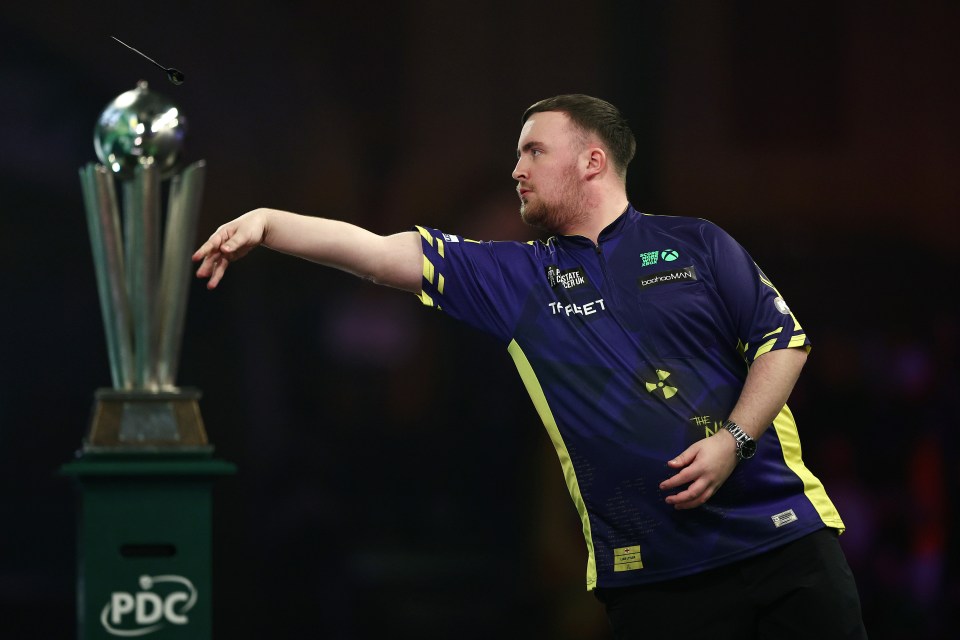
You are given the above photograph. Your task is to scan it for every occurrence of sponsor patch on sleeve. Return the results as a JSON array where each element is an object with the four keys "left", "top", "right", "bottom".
[{"left": 774, "top": 297, "right": 791, "bottom": 314}]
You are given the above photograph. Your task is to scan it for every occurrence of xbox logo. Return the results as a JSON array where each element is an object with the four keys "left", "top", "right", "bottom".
[{"left": 661, "top": 249, "right": 679, "bottom": 262}]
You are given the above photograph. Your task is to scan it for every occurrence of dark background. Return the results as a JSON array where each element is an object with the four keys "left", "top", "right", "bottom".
[{"left": 2, "top": 2, "right": 958, "bottom": 638}]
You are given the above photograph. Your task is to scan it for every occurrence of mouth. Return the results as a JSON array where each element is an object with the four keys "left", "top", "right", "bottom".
[{"left": 517, "top": 187, "right": 531, "bottom": 200}]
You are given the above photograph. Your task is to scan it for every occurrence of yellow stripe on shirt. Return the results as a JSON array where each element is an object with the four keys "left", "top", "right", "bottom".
[
  {"left": 422, "top": 255, "right": 435, "bottom": 285},
  {"left": 772, "top": 404, "right": 845, "bottom": 532},
  {"left": 507, "top": 339, "right": 598, "bottom": 591},
  {"left": 416, "top": 225, "right": 434, "bottom": 246}
]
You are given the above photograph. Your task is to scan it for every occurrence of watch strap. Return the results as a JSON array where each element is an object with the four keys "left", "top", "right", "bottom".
[{"left": 722, "top": 419, "right": 756, "bottom": 461}]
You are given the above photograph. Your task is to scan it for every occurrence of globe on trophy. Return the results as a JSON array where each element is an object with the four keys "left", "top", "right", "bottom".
[{"left": 79, "top": 80, "right": 208, "bottom": 450}]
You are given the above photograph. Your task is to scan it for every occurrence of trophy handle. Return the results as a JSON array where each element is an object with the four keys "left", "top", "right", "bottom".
[
  {"left": 157, "top": 160, "right": 207, "bottom": 389},
  {"left": 80, "top": 164, "right": 134, "bottom": 389}
]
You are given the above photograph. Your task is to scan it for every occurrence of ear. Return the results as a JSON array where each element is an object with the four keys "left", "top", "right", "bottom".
[{"left": 582, "top": 146, "right": 607, "bottom": 180}]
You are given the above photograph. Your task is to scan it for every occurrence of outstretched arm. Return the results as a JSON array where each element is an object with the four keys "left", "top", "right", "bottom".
[
  {"left": 192, "top": 208, "right": 423, "bottom": 293},
  {"left": 659, "top": 347, "right": 808, "bottom": 510}
]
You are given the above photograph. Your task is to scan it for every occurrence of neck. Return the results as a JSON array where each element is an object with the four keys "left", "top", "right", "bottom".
[{"left": 564, "top": 189, "right": 629, "bottom": 243}]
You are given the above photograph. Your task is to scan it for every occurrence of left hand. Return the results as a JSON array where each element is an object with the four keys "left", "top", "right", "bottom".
[
  {"left": 193, "top": 209, "right": 269, "bottom": 289},
  {"left": 660, "top": 431, "right": 739, "bottom": 509}
]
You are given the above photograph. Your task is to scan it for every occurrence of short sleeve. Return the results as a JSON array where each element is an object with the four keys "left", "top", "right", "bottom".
[
  {"left": 704, "top": 223, "right": 810, "bottom": 362},
  {"left": 414, "top": 226, "right": 539, "bottom": 343}
]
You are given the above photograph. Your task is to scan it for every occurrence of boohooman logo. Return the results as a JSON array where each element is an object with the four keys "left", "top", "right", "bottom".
[
  {"left": 100, "top": 574, "right": 197, "bottom": 637},
  {"left": 637, "top": 265, "right": 697, "bottom": 290}
]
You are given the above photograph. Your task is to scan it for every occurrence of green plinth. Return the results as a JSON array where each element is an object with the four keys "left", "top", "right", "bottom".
[{"left": 62, "top": 452, "right": 236, "bottom": 639}]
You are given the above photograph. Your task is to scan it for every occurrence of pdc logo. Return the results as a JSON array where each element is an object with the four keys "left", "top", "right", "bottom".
[{"left": 101, "top": 574, "right": 197, "bottom": 637}]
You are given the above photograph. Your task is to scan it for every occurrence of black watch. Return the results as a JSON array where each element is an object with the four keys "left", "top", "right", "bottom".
[{"left": 722, "top": 420, "right": 757, "bottom": 461}]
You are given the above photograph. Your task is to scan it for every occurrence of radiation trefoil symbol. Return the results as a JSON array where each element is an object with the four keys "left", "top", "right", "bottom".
[{"left": 645, "top": 370, "right": 678, "bottom": 399}]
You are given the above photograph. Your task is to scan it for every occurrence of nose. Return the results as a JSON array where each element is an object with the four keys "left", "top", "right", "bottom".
[{"left": 512, "top": 156, "right": 527, "bottom": 181}]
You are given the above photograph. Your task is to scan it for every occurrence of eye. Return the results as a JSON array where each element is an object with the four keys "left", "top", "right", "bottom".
[{"left": 517, "top": 146, "right": 544, "bottom": 160}]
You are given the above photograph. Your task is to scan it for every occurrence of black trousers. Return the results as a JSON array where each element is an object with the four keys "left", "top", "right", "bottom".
[{"left": 594, "top": 529, "right": 867, "bottom": 640}]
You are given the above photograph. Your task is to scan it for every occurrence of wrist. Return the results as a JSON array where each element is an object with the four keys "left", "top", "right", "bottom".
[
  {"left": 722, "top": 420, "right": 757, "bottom": 461},
  {"left": 254, "top": 207, "right": 273, "bottom": 245}
]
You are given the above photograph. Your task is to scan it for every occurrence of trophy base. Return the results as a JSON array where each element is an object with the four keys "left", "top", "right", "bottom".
[{"left": 83, "top": 387, "right": 212, "bottom": 453}]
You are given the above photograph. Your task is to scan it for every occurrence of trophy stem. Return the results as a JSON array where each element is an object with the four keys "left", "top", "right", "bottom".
[
  {"left": 123, "top": 161, "right": 161, "bottom": 390},
  {"left": 157, "top": 160, "right": 206, "bottom": 388},
  {"left": 80, "top": 164, "right": 134, "bottom": 389}
]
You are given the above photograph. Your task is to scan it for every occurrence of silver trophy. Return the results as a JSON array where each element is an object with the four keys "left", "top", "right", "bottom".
[{"left": 80, "top": 81, "right": 208, "bottom": 450}]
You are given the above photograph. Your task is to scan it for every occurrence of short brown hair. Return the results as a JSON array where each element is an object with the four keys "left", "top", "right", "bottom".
[{"left": 522, "top": 94, "right": 636, "bottom": 178}]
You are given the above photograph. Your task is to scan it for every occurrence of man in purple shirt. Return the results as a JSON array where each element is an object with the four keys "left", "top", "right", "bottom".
[{"left": 194, "top": 94, "right": 866, "bottom": 639}]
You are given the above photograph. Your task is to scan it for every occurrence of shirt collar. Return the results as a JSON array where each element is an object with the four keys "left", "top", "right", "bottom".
[
  {"left": 551, "top": 204, "right": 638, "bottom": 248},
  {"left": 598, "top": 204, "right": 637, "bottom": 242}
]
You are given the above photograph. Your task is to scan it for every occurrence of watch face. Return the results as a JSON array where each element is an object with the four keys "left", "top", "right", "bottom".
[{"left": 739, "top": 439, "right": 758, "bottom": 460}]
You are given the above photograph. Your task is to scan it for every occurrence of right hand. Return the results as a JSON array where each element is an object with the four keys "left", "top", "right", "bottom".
[
  {"left": 660, "top": 430, "right": 739, "bottom": 510},
  {"left": 192, "top": 209, "right": 269, "bottom": 289}
]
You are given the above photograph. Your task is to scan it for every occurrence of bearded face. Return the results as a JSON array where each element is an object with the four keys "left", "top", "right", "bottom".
[
  {"left": 518, "top": 157, "right": 589, "bottom": 234},
  {"left": 513, "top": 111, "right": 592, "bottom": 236}
]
